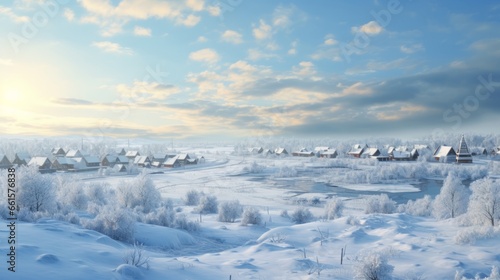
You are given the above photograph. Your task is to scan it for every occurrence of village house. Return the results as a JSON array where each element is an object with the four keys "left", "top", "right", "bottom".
[
  {"left": 274, "top": 148, "right": 288, "bottom": 156},
  {"left": 319, "top": 149, "right": 338, "bottom": 158},
  {"left": 292, "top": 148, "right": 315, "bottom": 157},
  {"left": 164, "top": 156, "right": 181, "bottom": 168},
  {"left": 0, "top": 154, "right": 12, "bottom": 169},
  {"left": 125, "top": 151, "right": 140, "bottom": 160},
  {"left": 433, "top": 145, "right": 457, "bottom": 162},
  {"left": 392, "top": 149, "right": 419, "bottom": 161},
  {"left": 28, "top": 157, "right": 53, "bottom": 170},
  {"left": 66, "top": 149, "right": 83, "bottom": 158},
  {"left": 113, "top": 164, "right": 128, "bottom": 173},
  {"left": 348, "top": 144, "right": 367, "bottom": 158},
  {"left": 52, "top": 157, "right": 76, "bottom": 171},
  {"left": 116, "top": 148, "right": 126, "bottom": 156},
  {"left": 151, "top": 154, "right": 168, "bottom": 167},
  {"left": 12, "top": 152, "right": 31, "bottom": 166},
  {"left": 249, "top": 147, "right": 264, "bottom": 154},
  {"left": 134, "top": 156, "right": 151, "bottom": 167},
  {"left": 470, "top": 147, "right": 488, "bottom": 156},
  {"left": 51, "top": 147, "right": 66, "bottom": 157},
  {"left": 361, "top": 147, "right": 380, "bottom": 158}
]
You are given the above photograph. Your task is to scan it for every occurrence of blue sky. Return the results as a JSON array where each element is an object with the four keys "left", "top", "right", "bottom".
[{"left": 0, "top": 0, "right": 499, "bottom": 141}]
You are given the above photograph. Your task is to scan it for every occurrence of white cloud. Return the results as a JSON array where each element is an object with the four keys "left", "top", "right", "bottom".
[
  {"left": 221, "top": 30, "right": 243, "bottom": 44},
  {"left": 353, "top": 21, "right": 383, "bottom": 35},
  {"left": 189, "top": 48, "right": 220, "bottom": 64},
  {"left": 197, "top": 36, "right": 208, "bottom": 43},
  {"left": 116, "top": 81, "right": 179, "bottom": 101},
  {"left": 400, "top": 43, "right": 424, "bottom": 54},
  {"left": 323, "top": 34, "right": 338, "bottom": 46},
  {"left": 64, "top": 8, "right": 75, "bottom": 22},
  {"left": 253, "top": 19, "right": 272, "bottom": 40},
  {"left": 292, "top": 61, "right": 316, "bottom": 77},
  {"left": 134, "top": 26, "right": 152, "bottom": 36},
  {"left": 288, "top": 40, "right": 298, "bottom": 55},
  {"left": 248, "top": 49, "right": 278, "bottom": 61},
  {"left": 186, "top": 0, "right": 204, "bottom": 11},
  {"left": 0, "top": 6, "right": 29, "bottom": 22},
  {"left": 175, "top": 14, "right": 200, "bottom": 27},
  {"left": 92, "top": 41, "right": 133, "bottom": 55}
]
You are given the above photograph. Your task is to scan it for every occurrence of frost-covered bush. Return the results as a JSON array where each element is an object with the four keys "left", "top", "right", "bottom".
[
  {"left": 57, "top": 182, "right": 88, "bottom": 212},
  {"left": 273, "top": 166, "right": 298, "bottom": 178},
  {"left": 123, "top": 243, "right": 150, "bottom": 269},
  {"left": 454, "top": 226, "right": 500, "bottom": 245},
  {"left": 85, "top": 182, "right": 110, "bottom": 206},
  {"left": 184, "top": 190, "right": 201, "bottom": 206},
  {"left": 218, "top": 200, "right": 243, "bottom": 223},
  {"left": 433, "top": 173, "right": 469, "bottom": 219},
  {"left": 83, "top": 207, "right": 136, "bottom": 242},
  {"left": 399, "top": 195, "right": 433, "bottom": 217},
  {"left": 291, "top": 207, "right": 314, "bottom": 224},
  {"left": 174, "top": 214, "right": 200, "bottom": 232},
  {"left": 243, "top": 161, "right": 265, "bottom": 173},
  {"left": 17, "top": 166, "right": 57, "bottom": 213},
  {"left": 280, "top": 209, "right": 289, "bottom": 218},
  {"left": 197, "top": 195, "right": 219, "bottom": 214},
  {"left": 144, "top": 206, "right": 175, "bottom": 227},
  {"left": 346, "top": 215, "right": 361, "bottom": 226},
  {"left": 241, "top": 207, "right": 262, "bottom": 225},
  {"left": 365, "top": 194, "right": 396, "bottom": 214},
  {"left": 467, "top": 178, "right": 500, "bottom": 226},
  {"left": 116, "top": 176, "right": 161, "bottom": 213},
  {"left": 353, "top": 251, "right": 394, "bottom": 280},
  {"left": 324, "top": 198, "right": 344, "bottom": 220}
]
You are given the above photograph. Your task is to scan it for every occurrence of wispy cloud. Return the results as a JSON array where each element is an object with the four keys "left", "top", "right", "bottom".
[
  {"left": 0, "top": 5, "right": 29, "bottom": 22},
  {"left": 92, "top": 41, "right": 133, "bottom": 55},
  {"left": 189, "top": 48, "right": 220, "bottom": 64},
  {"left": 221, "top": 30, "right": 243, "bottom": 44},
  {"left": 134, "top": 26, "right": 152, "bottom": 36}
]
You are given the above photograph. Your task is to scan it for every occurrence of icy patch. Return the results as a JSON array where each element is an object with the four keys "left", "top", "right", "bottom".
[{"left": 338, "top": 183, "right": 420, "bottom": 193}]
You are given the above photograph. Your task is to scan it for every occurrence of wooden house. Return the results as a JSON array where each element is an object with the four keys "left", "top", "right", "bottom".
[
  {"left": 0, "top": 154, "right": 12, "bottom": 169},
  {"left": 134, "top": 156, "right": 151, "bottom": 167},
  {"left": 348, "top": 144, "right": 366, "bottom": 158},
  {"left": 113, "top": 164, "right": 128, "bottom": 173},
  {"left": 292, "top": 148, "right": 315, "bottom": 157},
  {"left": 28, "top": 157, "right": 52, "bottom": 170},
  {"left": 361, "top": 148, "right": 380, "bottom": 158},
  {"left": 126, "top": 151, "right": 140, "bottom": 160},
  {"left": 392, "top": 149, "right": 419, "bottom": 161},
  {"left": 433, "top": 146, "right": 456, "bottom": 162},
  {"left": 66, "top": 149, "right": 83, "bottom": 158},
  {"left": 470, "top": 147, "right": 487, "bottom": 156},
  {"left": 101, "top": 155, "right": 118, "bottom": 167},
  {"left": 116, "top": 148, "right": 126, "bottom": 156},
  {"left": 319, "top": 149, "right": 338, "bottom": 158},
  {"left": 250, "top": 147, "right": 264, "bottom": 154},
  {"left": 274, "top": 148, "right": 288, "bottom": 156},
  {"left": 12, "top": 152, "right": 31, "bottom": 166},
  {"left": 164, "top": 156, "right": 181, "bottom": 168},
  {"left": 51, "top": 147, "right": 66, "bottom": 157},
  {"left": 52, "top": 157, "right": 76, "bottom": 171}
]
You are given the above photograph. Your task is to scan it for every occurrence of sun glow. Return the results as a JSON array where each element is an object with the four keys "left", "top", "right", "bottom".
[{"left": 2, "top": 89, "right": 23, "bottom": 103}]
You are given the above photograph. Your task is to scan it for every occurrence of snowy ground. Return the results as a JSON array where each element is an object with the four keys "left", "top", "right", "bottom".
[{"left": 1, "top": 150, "right": 499, "bottom": 279}]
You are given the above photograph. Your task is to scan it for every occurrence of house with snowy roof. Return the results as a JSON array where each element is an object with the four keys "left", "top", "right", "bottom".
[
  {"left": 392, "top": 149, "right": 419, "bottom": 161},
  {"left": 134, "top": 156, "right": 151, "bottom": 167},
  {"left": 319, "top": 149, "right": 338, "bottom": 158},
  {"left": 28, "top": 157, "right": 52, "bottom": 170},
  {"left": 433, "top": 145, "right": 456, "bottom": 162},
  {"left": 66, "top": 149, "right": 83, "bottom": 158},
  {"left": 52, "top": 157, "right": 76, "bottom": 171},
  {"left": 164, "top": 155, "right": 181, "bottom": 168},
  {"left": 13, "top": 152, "right": 31, "bottom": 166},
  {"left": 125, "top": 151, "right": 140, "bottom": 160},
  {"left": 0, "top": 154, "right": 12, "bottom": 169},
  {"left": 274, "top": 148, "right": 288, "bottom": 156},
  {"left": 348, "top": 144, "right": 367, "bottom": 158},
  {"left": 292, "top": 148, "right": 315, "bottom": 157},
  {"left": 51, "top": 147, "right": 66, "bottom": 157}
]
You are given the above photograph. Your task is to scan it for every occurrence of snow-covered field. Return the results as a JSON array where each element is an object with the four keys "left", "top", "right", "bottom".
[{"left": 1, "top": 148, "right": 500, "bottom": 280}]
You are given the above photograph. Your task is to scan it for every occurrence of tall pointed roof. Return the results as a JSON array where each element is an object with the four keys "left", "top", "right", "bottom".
[{"left": 456, "top": 135, "right": 473, "bottom": 163}]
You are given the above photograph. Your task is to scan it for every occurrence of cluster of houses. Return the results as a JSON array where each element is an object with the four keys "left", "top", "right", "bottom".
[
  {"left": 248, "top": 136, "right": 498, "bottom": 164},
  {"left": 0, "top": 147, "right": 204, "bottom": 172}
]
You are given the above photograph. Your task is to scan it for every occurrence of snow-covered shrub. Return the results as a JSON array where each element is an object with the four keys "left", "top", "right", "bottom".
[
  {"left": 433, "top": 173, "right": 469, "bottom": 219},
  {"left": 17, "top": 166, "right": 57, "bottom": 213},
  {"left": 346, "top": 215, "right": 361, "bottom": 226},
  {"left": 85, "top": 182, "right": 110, "bottom": 206},
  {"left": 197, "top": 195, "right": 219, "bottom": 214},
  {"left": 291, "top": 207, "right": 314, "bottom": 224},
  {"left": 218, "top": 200, "right": 243, "bottom": 223},
  {"left": 174, "top": 214, "right": 200, "bottom": 232},
  {"left": 116, "top": 176, "right": 161, "bottom": 213},
  {"left": 144, "top": 206, "right": 175, "bottom": 227},
  {"left": 454, "top": 226, "right": 500, "bottom": 245},
  {"left": 184, "top": 190, "right": 201, "bottom": 206},
  {"left": 365, "top": 194, "right": 396, "bottom": 214},
  {"left": 57, "top": 182, "right": 88, "bottom": 212},
  {"left": 241, "top": 207, "right": 262, "bottom": 225},
  {"left": 273, "top": 166, "right": 298, "bottom": 178},
  {"left": 324, "top": 198, "right": 344, "bottom": 220},
  {"left": 123, "top": 243, "right": 150, "bottom": 269},
  {"left": 467, "top": 178, "right": 500, "bottom": 226},
  {"left": 243, "top": 161, "right": 264, "bottom": 173},
  {"left": 353, "top": 251, "right": 394, "bottom": 280},
  {"left": 400, "top": 195, "right": 433, "bottom": 217},
  {"left": 83, "top": 207, "right": 136, "bottom": 242},
  {"left": 280, "top": 209, "right": 289, "bottom": 218}
]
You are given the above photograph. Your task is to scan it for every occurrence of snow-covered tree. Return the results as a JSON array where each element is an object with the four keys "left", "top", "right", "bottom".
[
  {"left": 241, "top": 207, "right": 262, "bottom": 225},
  {"left": 197, "top": 195, "right": 218, "bottom": 214},
  {"left": 116, "top": 175, "right": 161, "bottom": 213},
  {"left": 399, "top": 195, "right": 433, "bottom": 217},
  {"left": 218, "top": 200, "right": 243, "bottom": 222},
  {"left": 291, "top": 207, "right": 314, "bottom": 224},
  {"left": 467, "top": 178, "right": 500, "bottom": 226},
  {"left": 17, "top": 166, "right": 56, "bottom": 213},
  {"left": 365, "top": 194, "right": 396, "bottom": 214},
  {"left": 433, "top": 173, "right": 469, "bottom": 219}
]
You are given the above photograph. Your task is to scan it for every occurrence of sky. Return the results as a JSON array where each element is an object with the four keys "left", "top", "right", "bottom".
[{"left": 0, "top": 0, "right": 499, "bottom": 142}]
